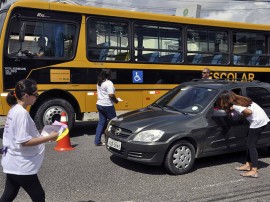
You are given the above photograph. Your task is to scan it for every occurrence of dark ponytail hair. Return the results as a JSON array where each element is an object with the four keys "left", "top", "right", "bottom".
[
  {"left": 97, "top": 69, "right": 112, "bottom": 86},
  {"left": 6, "top": 79, "right": 37, "bottom": 106},
  {"left": 6, "top": 91, "right": 17, "bottom": 106}
]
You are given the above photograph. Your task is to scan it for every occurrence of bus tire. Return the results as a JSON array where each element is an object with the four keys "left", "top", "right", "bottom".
[{"left": 34, "top": 98, "right": 75, "bottom": 130}]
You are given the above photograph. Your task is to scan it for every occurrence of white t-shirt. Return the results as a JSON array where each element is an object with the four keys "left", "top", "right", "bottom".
[
  {"left": 96, "top": 79, "right": 115, "bottom": 106},
  {"left": 233, "top": 102, "right": 270, "bottom": 128},
  {"left": 1, "top": 104, "right": 45, "bottom": 175}
]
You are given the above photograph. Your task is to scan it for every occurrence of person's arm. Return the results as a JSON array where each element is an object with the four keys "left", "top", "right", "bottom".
[
  {"left": 241, "top": 108, "right": 252, "bottom": 117},
  {"left": 21, "top": 131, "right": 59, "bottom": 147},
  {"left": 107, "top": 81, "right": 119, "bottom": 104},
  {"left": 109, "top": 94, "right": 119, "bottom": 104},
  {"left": 233, "top": 105, "right": 252, "bottom": 117}
]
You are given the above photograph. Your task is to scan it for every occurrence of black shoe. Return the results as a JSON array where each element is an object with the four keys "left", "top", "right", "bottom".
[{"left": 96, "top": 142, "right": 105, "bottom": 146}]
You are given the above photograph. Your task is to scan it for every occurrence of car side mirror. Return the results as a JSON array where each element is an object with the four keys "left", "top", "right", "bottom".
[{"left": 213, "top": 109, "right": 227, "bottom": 117}]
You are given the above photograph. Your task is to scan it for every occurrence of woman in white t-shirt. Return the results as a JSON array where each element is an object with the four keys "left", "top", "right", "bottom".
[
  {"left": 95, "top": 69, "right": 119, "bottom": 146},
  {"left": 219, "top": 90, "right": 270, "bottom": 178},
  {"left": 0, "top": 79, "right": 58, "bottom": 202}
]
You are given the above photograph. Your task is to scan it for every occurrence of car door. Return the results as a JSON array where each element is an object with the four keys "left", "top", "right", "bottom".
[
  {"left": 245, "top": 86, "right": 270, "bottom": 146},
  {"left": 202, "top": 88, "right": 249, "bottom": 156},
  {"left": 226, "top": 88, "right": 250, "bottom": 149}
]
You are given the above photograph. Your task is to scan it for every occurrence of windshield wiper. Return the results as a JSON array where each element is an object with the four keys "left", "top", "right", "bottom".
[{"left": 164, "top": 105, "right": 188, "bottom": 115}]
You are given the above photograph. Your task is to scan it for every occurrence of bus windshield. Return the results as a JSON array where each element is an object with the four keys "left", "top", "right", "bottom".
[{"left": 7, "top": 20, "right": 76, "bottom": 58}]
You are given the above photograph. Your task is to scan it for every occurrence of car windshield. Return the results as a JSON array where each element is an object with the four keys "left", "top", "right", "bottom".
[{"left": 152, "top": 85, "right": 218, "bottom": 114}]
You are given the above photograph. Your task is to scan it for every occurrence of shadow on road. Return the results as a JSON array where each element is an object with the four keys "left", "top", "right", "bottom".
[
  {"left": 109, "top": 148, "right": 269, "bottom": 176},
  {"left": 69, "top": 121, "right": 98, "bottom": 138},
  {"left": 193, "top": 149, "right": 269, "bottom": 171},
  {"left": 110, "top": 155, "right": 167, "bottom": 175}
]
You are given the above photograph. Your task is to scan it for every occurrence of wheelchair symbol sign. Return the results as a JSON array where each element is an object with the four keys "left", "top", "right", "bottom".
[{"left": 132, "top": 70, "right": 143, "bottom": 83}]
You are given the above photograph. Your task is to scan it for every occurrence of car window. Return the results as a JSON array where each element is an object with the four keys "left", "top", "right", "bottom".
[
  {"left": 154, "top": 86, "right": 218, "bottom": 114},
  {"left": 246, "top": 87, "right": 270, "bottom": 108},
  {"left": 214, "top": 88, "right": 242, "bottom": 109},
  {"left": 231, "top": 88, "right": 242, "bottom": 95}
]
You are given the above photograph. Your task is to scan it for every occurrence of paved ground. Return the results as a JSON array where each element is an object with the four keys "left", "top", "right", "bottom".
[
  {"left": 1, "top": 121, "right": 270, "bottom": 202},
  {"left": 1, "top": 111, "right": 270, "bottom": 201}
]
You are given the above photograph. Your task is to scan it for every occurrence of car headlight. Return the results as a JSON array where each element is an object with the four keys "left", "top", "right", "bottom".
[
  {"left": 133, "top": 130, "right": 164, "bottom": 142},
  {"left": 107, "top": 125, "right": 112, "bottom": 132}
]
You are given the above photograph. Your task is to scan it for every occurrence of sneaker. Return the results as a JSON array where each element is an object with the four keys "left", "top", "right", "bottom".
[{"left": 96, "top": 142, "right": 105, "bottom": 146}]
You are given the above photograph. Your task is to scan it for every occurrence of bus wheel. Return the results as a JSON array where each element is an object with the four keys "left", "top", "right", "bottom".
[{"left": 34, "top": 98, "right": 75, "bottom": 130}]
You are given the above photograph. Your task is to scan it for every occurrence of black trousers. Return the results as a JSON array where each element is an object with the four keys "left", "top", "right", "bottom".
[
  {"left": 246, "top": 127, "right": 265, "bottom": 168},
  {"left": 0, "top": 173, "right": 45, "bottom": 202}
]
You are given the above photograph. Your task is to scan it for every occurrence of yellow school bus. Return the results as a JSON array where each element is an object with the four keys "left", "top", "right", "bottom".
[{"left": 0, "top": 0, "right": 270, "bottom": 129}]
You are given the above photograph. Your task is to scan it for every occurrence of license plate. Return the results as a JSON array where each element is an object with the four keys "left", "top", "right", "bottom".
[{"left": 107, "top": 138, "right": 121, "bottom": 151}]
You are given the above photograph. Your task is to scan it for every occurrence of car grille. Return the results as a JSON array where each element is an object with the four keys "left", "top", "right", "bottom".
[
  {"left": 108, "top": 147, "right": 153, "bottom": 159},
  {"left": 128, "top": 151, "right": 143, "bottom": 158},
  {"left": 110, "top": 125, "right": 132, "bottom": 138}
]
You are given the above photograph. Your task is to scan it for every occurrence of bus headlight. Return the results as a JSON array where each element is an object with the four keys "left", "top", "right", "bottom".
[{"left": 133, "top": 130, "right": 164, "bottom": 142}]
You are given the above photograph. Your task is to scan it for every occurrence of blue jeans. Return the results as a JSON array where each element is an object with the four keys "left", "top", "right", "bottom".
[{"left": 95, "top": 104, "right": 116, "bottom": 145}]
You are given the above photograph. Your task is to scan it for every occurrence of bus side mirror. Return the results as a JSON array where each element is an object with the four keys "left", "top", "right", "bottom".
[{"left": 19, "top": 23, "right": 26, "bottom": 43}]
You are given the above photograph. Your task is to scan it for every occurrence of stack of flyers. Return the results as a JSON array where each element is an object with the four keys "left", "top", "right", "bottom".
[{"left": 41, "top": 120, "right": 69, "bottom": 141}]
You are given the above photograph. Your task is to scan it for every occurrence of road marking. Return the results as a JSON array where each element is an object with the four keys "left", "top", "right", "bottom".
[{"left": 191, "top": 179, "right": 245, "bottom": 190}]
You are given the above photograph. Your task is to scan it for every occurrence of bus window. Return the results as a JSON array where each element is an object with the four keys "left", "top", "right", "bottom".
[
  {"left": 87, "top": 18, "right": 129, "bottom": 62},
  {"left": 186, "top": 28, "right": 229, "bottom": 65},
  {"left": 134, "top": 23, "right": 182, "bottom": 63},
  {"left": 233, "top": 31, "right": 268, "bottom": 66},
  {"left": 7, "top": 20, "right": 76, "bottom": 58}
]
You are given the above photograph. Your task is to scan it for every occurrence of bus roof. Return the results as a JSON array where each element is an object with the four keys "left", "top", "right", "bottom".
[{"left": 3, "top": 0, "right": 270, "bottom": 32}]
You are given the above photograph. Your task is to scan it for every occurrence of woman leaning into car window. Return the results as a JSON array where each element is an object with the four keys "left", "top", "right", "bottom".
[{"left": 218, "top": 90, "right": 269, "bottom": 178}]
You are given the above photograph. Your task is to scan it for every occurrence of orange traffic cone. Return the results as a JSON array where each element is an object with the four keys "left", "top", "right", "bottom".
[{"left": 54, "top": 112, "right": 74, "bottom": 151}]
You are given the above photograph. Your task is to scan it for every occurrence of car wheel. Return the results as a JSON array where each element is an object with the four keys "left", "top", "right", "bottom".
[
  {"left": 33, "top": 98, "right": 75, "bottom": 130},
  {"left": 164, "top": 140, "right": 195, "bottom": 175}
]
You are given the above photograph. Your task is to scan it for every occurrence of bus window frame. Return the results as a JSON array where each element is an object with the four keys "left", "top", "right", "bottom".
[
  {"left": 86, "top": 16, "right": 131, "bottom": 62},
  {"left": 232, "top": 29, "right": 269, "bottom": 66},
  {"left": 186, "top": 25, "right": 230, "bottom": 65},
  {"left": 133, "top": 20, "right": 183, "bottom": 64}
]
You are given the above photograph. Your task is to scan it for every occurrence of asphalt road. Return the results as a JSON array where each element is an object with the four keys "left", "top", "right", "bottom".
[{"left": 1, "top": 120, "right": 270, "bottom": 202}]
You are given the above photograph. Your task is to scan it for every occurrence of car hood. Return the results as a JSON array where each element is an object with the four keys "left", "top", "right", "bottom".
[{"left": 110, "top": 107, "right": 202, "bottom": 134}]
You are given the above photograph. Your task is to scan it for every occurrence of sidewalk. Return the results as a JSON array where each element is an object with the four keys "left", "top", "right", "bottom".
[
  {"left": 83, "top": 110, "right": 129, "bottom": 121},
  {"left": 0, "top": 116, "right": 6, "bottom": 127}
]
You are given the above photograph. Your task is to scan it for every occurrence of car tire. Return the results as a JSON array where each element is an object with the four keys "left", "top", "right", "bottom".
[
  {"left": 164, "top": 140, "right": 195, "bottom": 175},
  {"left": 34, "top": 98, "right": 75, "bottom": 130}
]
